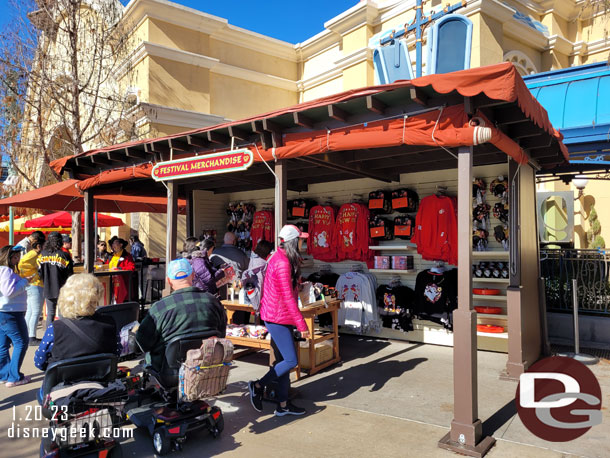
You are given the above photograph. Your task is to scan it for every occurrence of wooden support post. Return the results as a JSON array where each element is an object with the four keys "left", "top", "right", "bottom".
[
  {"left": 186, "top": 188, "right": 194, "bottom": 238},
  {"left": 502, "top": 161, "right": 542, "bottom": 380},
  {"left": 274, "top": 160, "right": 287, "bottom": 246},
  {"left": 165, "top": 181, "right": 178, "bottom": 294},
  {"left": 439, "top": 146, "right": 495, "bottom": 457},
  {"left": 83, "top": 191, "right": 95, "bottom": 273}
]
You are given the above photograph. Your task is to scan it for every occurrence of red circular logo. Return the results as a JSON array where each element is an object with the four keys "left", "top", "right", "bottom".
[{"left": 516, "top": 356, "right": 602, "bottom": 442}]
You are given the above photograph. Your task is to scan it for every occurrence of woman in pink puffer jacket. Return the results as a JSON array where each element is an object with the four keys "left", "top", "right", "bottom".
[{"left": 248, "top": 225, "right": 310, "bottom": 417}]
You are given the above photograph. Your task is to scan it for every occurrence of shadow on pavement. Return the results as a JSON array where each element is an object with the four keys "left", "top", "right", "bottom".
[{"left": 482, "top": 398, "right": 517, "bottom": 437}]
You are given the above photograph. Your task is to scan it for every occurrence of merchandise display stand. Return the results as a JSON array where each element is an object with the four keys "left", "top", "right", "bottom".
[{"left": 222, "top": 299, "right": 341, "bottom": 379}]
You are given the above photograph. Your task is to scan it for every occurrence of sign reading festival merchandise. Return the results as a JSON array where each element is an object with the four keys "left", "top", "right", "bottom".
[{"left": 151, "top": 148, "right": 254, "bottom": 181}]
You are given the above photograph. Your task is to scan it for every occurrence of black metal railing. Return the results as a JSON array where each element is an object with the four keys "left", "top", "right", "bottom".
[{"left": 540, "top": 248, "right": 610, "bottom": 316}]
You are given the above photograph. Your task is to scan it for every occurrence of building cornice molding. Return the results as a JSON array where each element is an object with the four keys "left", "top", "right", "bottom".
[
  {"left": 122, "top": 0, "right": 297, "bottom": 62},
  {"left": 210, "top": 63, "right": 297, "bottom": 92},
  {"left": 123, "top": 0, "right": 227, "bottom": 36},
  {"left": 334, "top": 46, "right": 373, "bottom": 70},
  {"left": 324, "top": 1, "right": 379, "bottom": 36},
  {"left": 210, "top": 24, "right": 297, "bottom": 62},
  {"left": 134, "top": 102, "right": 229, "bottom": 129},
  {"left": 463, "top": 0, "right": 517, "bottom": 24},
  {"left": 118, "top": 40, "right": 297, "bottom": 91},
  {"left": 586, "top": 37, "right": 610, "bottom": 56},
  {"left": 546, "top": 34, "right": 573, "bottom": 55}
]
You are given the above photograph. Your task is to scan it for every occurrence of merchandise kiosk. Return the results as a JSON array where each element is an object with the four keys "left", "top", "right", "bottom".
[{"left": 52, "top": 62, "right": 568, "bottom": 456}]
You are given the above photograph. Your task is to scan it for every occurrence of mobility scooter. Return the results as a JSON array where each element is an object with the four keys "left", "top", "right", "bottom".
[{"left": 127, "top": 330, "right": 230, "bottom": 455}]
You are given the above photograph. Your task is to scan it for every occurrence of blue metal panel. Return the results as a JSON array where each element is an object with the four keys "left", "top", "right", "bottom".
[
  {"left": 598, "top": 76, "right": 610, "bottom": 125},
  {"left": 535, "top": 83, "right": 568, "bottom": 129},
  {"left": 429, "top": 14, "right": 472, "bottom": 75},
  {"left": 563, "top": 79, "right": 598, "bottom": 128},
  {"left": 372, "top": 38, "right": 414, "bottom": 84}
]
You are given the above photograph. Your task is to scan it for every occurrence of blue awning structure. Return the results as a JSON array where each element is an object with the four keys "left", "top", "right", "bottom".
[{"left": 524, "top": 62, "right": 610, "bottom": 169}]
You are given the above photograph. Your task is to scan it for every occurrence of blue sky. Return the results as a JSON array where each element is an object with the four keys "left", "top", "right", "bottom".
[{"left": 0, "top": 0, "right": 359, "bottom": 44}]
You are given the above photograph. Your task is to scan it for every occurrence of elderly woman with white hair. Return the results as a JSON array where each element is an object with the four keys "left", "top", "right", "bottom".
[{"left": 34, "top": 274, "right": 120, "bottom": 373}]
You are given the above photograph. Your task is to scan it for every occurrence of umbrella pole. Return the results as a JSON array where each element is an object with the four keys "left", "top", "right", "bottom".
[
  {"left": 9, "top": 206, "right": 14, "bottom": 245},
  {"left": 94, "top": 205, "right": 98, "bottom": 244}
]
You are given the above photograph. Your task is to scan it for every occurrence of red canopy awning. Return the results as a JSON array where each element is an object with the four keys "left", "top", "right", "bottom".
[
  {"left": 51, "top": 63, "right": 568, "bottom": 192},
  {"left": 0, "top": 179, "right": 186, "bottom": 214},
  {"left": 25, "top": 211, "right": 124, "bottom": 228}
]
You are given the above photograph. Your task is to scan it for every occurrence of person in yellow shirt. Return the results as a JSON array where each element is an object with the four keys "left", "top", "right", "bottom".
[{"left": 18, "top": 238, "right": 45, "bottom": 345}]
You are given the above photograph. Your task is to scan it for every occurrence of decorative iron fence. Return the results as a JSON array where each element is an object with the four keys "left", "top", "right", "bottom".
[{"left": 540, "top": 249, "right": 610, "bottom": 316}]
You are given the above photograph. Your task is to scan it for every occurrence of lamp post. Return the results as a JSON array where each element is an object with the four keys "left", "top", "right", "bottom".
[{"left": 572, "top": 175, "right": 588, "bottom": 199}]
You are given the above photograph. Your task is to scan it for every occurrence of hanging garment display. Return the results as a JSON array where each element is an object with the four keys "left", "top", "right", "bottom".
[
  {"left": 335, "top": 271, "right": 379, "bottom": 333},
  {"left": 376, "top": 283, "right": 414, "bottom": 332},
  {"left": 307, "top": 205, "right": 337, "bottom": 262},
  {"left": 494, "top": 225, "right": 509, "bottom": 251},
  {"left": 391, "top": 188, "right": 419, "bottom": 213},
  {"left": 490, "top": 176, "right": 508, "bottom": 202},
  {"left": 335, "top": 203, "right": 372, "bottom": 263},
  {"left": 250, "top": 210, "right": 274, "bottom": 251},
  {"left": 369, "top": 215, "right": 394, "bottom": 240},
  {"left": 411, "top": 195, "right": 458, "bottom": 265},
  {"left": 414, "top": 268, "right": 457, "bottom": 330},
  {"left": 368, "top": 190, "right": 392, "bottom": 214},
  {"left": 472, "top": 178, "right": 486, "bottom": 204},
  {"left": 472, "top": 177, "right": 490, "bottom": 251}
]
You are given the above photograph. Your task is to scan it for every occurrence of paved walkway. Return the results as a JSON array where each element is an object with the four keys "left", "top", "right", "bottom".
[{"left": 1, "top": 334, "right": 608, "bottom": 457}]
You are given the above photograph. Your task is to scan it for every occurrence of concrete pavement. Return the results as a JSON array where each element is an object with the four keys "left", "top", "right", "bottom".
[{"left": 1, "top": 334, "right": 608, "bottom": 457}]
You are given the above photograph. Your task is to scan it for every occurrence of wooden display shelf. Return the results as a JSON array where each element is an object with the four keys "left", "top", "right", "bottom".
[
  {"left": 222, "top": 299, "right": 341, "bottom": 379},
  {"left": 369, "top": 269, "right": 417, "bottom": 275},
  {"left": 472, "top": 278, "right": 509, "bottom": 284},
  {"left": 472, "top": 251, "right": 509, "bottom": 260},
  {"left": 473, "top": 294, "right": 507, "bottom": 302},
  {"left": 369, "top": 243, "right": 416, "bottom": 251}
]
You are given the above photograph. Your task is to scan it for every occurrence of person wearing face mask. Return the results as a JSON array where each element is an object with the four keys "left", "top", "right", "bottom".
[{"left": 107, "top": 236, "right": 136, "bottom": 304}]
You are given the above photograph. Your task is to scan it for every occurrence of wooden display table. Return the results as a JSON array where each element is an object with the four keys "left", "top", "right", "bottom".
[{"left": 222, "top": 299, "right": 341, "bottom": 379}]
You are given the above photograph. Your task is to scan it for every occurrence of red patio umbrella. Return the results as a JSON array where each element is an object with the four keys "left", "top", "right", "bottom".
[
  {"left": 0, "top": 179, "right": 186, "bottom": 214},
  {"left": 25, "top": 211, "right": 124, "bottom": 228}
]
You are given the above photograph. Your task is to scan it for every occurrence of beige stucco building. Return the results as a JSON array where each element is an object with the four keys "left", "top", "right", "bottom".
[{"left": 19, "top": 0, "right": 610, "bottom": 252}]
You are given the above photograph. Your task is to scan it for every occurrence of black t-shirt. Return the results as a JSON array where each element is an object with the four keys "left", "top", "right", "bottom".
[
  {"left": 376, "top": 284, "right": 414, "bottom": 332},
  {"left": 414, "top": 269, "right": 457, "bottom": 316}
]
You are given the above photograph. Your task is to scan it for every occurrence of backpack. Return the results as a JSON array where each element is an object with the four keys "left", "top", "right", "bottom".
[
  {"left": 179, "top": 337, "right": 234, "bottom": 402},
  {"left": 239, "top": 263, "right": 267, "bottom": 312}
]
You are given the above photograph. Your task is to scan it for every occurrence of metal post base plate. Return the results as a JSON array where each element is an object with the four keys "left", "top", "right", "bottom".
[
  {"left": 438, "top": 432, "right": 496, "bottom": 458},
  {"left": 556, "top": 351, "right": 599, "bottom": 365}
]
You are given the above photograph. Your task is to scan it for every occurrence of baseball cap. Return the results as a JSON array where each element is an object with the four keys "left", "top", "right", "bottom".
[
  {"left": 167, "top": 258, "right": 193, "bottom": 280},
  {"left": 278, "top": 224, "right": 309, "bottom": 242},
  {"left": 62, "top": 235, "right": 72, "bottom": 244},
  {"left": 10, "top": 245, "right": 25, "bottom": 252}
]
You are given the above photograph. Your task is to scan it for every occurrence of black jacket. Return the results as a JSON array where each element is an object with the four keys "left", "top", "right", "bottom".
[
  {"left": 48, "top": 313, "right": 117, "bottom": 366},
  {"left": 38, "top": 249, "right": 73, "bottom": 300}
]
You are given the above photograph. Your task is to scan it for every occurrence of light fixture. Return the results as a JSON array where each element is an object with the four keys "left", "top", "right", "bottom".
[{"left": 572, "top": 175, "right": 588, "bottom": 199}]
